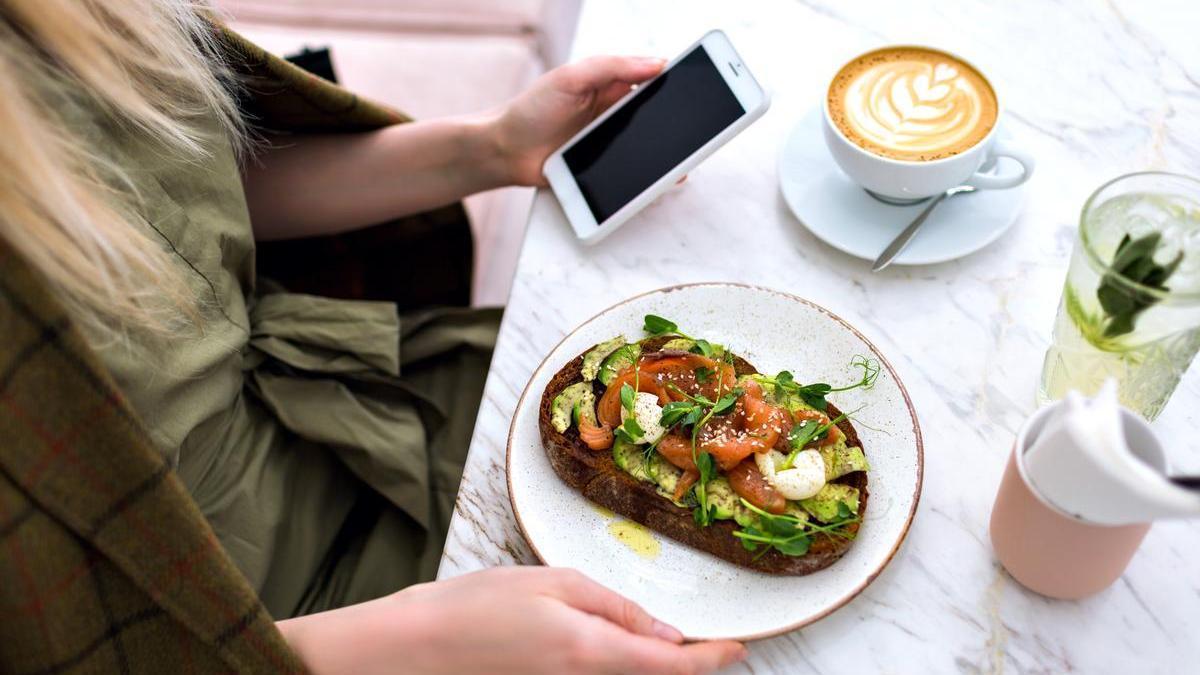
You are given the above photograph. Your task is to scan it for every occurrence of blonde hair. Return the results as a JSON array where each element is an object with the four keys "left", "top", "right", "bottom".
[{"left": 0, "top": 0, "right": 246, "bottom": 337}]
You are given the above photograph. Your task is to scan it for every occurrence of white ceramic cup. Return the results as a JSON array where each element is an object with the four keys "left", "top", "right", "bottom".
[{"left": 822, "top": 45, "right": 1035, "bottom": 203}]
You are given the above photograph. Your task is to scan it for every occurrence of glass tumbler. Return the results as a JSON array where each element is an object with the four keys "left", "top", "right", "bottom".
[{"left": 1039, "top": 172, "right": 1200, "bottom": 420}]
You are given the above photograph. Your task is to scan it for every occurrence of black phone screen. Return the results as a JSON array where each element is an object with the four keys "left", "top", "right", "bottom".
[{"left": 562, "top": 45, "right": 746, "bottom": 224}]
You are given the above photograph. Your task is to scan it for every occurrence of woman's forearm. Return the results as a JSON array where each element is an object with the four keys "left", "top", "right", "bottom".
[
  {"left": 276, "top": 599, "right": 402, "bottom": 674},
  {"left": 242, "top": 115, "right": 512, "bottom": 241},
  {"left": 242, "top": 54, "right": 669, "bottom": 241}
]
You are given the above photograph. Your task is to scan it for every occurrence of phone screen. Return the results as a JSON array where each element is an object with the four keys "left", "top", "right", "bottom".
[{"left": 563, "top": 45, "right": 745, "bottom": 224}]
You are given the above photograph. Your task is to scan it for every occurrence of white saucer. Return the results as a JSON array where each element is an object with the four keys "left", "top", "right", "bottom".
[{"left": 778, "top": 107, "right": 1028, "bottom": 266}]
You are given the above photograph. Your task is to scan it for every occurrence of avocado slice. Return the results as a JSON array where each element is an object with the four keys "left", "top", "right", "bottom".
[
  {"left": 597, "top": 343, "right": 641, "bottom": 386},
  {"left": 613, "top": 439, "right": 680, "bottom": 487},
  {"left": 733, "top": 508, "right": 760, "bottom": 529},
  {"left": 659, "top": 337, "right": 725, "bottom": 359},
  {"left": 613, "top": 440, "right": 695, "bottom": 507},
  {"left": 550, "top": 382, "right": 596, "bottom": 433},
  {"left": 704, "top": 477, "right": 739, "bottom": 519},
  {"left": 612, "top": 438, "right": 644, "bottom": 475},
  {"left": 784, "top": 501, "right": 812, "bottom": 524},
  {"left": 704, "top": 477, "right": 782, "bottom": 528},
  {"left": 758, "top": 379, "right": 816, "bottom": 410},
  {"left": 660, "top": 337, "right": 696, "bottom": 352},
  {"left": 582, "top": 336, "right": 625, "bottom": 381},
  {"left": 653, "top": 466, "right": 687, "bottom": 506},
  {"left": 799, "top": 484, "right": 860, "bottom": 522},
  {"left": 819, "top": 440, "right": 870, "bottom": 481}
]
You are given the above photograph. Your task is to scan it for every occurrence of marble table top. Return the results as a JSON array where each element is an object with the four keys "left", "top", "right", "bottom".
[{"left": 438, "top": 1, "right": 1200, "bottom": 672}]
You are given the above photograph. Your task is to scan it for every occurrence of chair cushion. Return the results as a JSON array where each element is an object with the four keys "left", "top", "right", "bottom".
[
  {"left": 220, "top": 0, "right": 557, "bottom": 34},
  {"left": 465, "top": 187, "right": 534, "bottom": 306},
  {"left": 228, "top": 23, "right": 542, "bottom": 119}
]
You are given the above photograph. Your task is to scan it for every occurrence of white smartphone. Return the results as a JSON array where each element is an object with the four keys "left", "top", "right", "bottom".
[{"left": 543, "top": 30, "right": 770, "bottom": 245}]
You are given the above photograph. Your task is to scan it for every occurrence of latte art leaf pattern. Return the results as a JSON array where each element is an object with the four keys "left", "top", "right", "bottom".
[{"left": 829, "top": 48, "right": 998, "bottom": 161}]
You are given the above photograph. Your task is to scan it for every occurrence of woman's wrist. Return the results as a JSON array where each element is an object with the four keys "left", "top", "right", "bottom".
[
  {"left": 277, "top": 609, "right": 347, "bottom": 672},
  {"left": 277, "top": 594, "right": 423, "bottom": 673},
  {"left": 463, "top": 111, "right": 523, "bottom": 189}
]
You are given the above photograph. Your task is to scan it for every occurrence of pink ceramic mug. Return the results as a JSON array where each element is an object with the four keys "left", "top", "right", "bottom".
[{"left": 989, "top": 404, "right": 1153, "bottom": 600}]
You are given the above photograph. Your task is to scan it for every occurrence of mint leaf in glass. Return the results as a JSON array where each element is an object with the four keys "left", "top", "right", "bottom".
[{"left": 1097, "top": 232, "right": 1183, "bottom": 337}]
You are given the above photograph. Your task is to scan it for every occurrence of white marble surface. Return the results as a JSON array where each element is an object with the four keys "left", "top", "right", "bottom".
[{"left": 438, "top": 1, "right": 1200, "bottom": 672}]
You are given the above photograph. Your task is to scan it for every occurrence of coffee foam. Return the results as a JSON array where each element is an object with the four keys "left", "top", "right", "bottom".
[{"left": 828, "top": 47, "right": 998, "bottom": 161}]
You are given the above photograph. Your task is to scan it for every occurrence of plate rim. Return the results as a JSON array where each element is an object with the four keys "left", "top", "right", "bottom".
[
  {"left": 776, "top": 106, "right": 1024, "bottom": 266},
  {"left": 504, "top": 282, "right": 925, "bottom": 641}
]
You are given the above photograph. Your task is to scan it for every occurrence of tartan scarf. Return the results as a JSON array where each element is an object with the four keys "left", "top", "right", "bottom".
[{"left": 0, "top": 24, "right": 454, "bottom": 673}]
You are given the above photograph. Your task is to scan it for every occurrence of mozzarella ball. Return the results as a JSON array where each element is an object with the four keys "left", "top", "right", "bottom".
[
  {"left": 755, "top": 448, "right": 826, "bottom": 500},
  {"left": 621, "top": 391, "right": 666, "bottom": 444}
]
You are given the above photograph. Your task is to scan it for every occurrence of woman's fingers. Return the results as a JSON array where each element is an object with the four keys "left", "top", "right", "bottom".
[
  {"left": 588, "top": 626, "right": 747, "bottom": 675},
  {"left": 591, "top": 80, "right": 637, "bottom": 115},
  {"left": 560, "top": 55, "right": 665, "bottom": 95},
  {"left": 545, "top": 568, "right": 683, "bottom": 642},
  {"left": 677, "top": 640, "right": 749, "bottom": 674},
  {"left": 538, "top": 568, "right": 747, "bottom": 673}
]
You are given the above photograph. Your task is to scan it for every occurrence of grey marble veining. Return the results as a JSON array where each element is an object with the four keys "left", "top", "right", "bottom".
[{"left": 438, "top": 1, "right": 1200, "bottom": 672}]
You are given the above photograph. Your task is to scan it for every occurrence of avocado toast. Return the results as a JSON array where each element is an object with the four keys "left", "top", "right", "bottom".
[{"left": 538, "top": 315, "right": 875, "bottom": 575}]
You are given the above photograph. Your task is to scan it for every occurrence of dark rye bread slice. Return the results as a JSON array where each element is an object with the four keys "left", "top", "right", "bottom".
[{"left": 538, "top": 336, "right": 869, "bottom": 575}]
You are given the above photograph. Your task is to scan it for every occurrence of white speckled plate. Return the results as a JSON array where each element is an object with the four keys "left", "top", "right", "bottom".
[
  {"left": 778, "top": 106, "right": 1027, "bottom": 266},
  {"left": 506, "top": 283, "right": 923, "bottom": 640}
]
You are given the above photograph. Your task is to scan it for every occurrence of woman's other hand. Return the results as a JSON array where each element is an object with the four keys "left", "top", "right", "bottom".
[
  {"left": 490, "top": 56, "right": 666, "bottom": 187},
  {"left": 279, "top": 566, "right": 746, "bottom": 675}
]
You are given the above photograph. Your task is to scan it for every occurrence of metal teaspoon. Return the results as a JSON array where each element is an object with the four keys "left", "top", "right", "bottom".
[{"left": 872, "top": 185, "right": 977, "bottom": 272}]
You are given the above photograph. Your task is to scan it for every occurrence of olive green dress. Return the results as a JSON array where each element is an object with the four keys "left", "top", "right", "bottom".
[{"left": 64, "top": 83, "right": 499, "bottom": 620}]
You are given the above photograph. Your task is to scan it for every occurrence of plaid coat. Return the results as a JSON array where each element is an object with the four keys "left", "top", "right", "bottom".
[{"left": 0, "top": 25, "right": 468, "bottom": 673}]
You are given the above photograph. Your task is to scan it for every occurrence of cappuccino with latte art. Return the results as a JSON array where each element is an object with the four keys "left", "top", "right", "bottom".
[{"left": 828, "top": 47, "right": 998, "bottom": 162}]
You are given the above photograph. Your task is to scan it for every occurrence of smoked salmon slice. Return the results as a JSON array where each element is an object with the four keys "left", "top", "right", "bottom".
[
  {"left": 596, "top": 369, "right": 671, "bottom": 428},
  {"left": 578, "top": 416, "right": 614, "bottom": 450},
  {"left": 726, "top": 458, "right": 787, "bottom": 514}
]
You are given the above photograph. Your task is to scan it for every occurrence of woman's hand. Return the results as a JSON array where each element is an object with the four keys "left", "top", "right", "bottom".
[
  {"left": 490, "top": 56, "right": 667, "bottom": 187},
  {"left": 278, "top": 566, "right": 746, "bottom": 675}
]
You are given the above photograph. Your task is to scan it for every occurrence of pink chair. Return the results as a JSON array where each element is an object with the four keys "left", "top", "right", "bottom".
[{"left": 218, "top": 0, "right": 583, "bottom": 306}]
